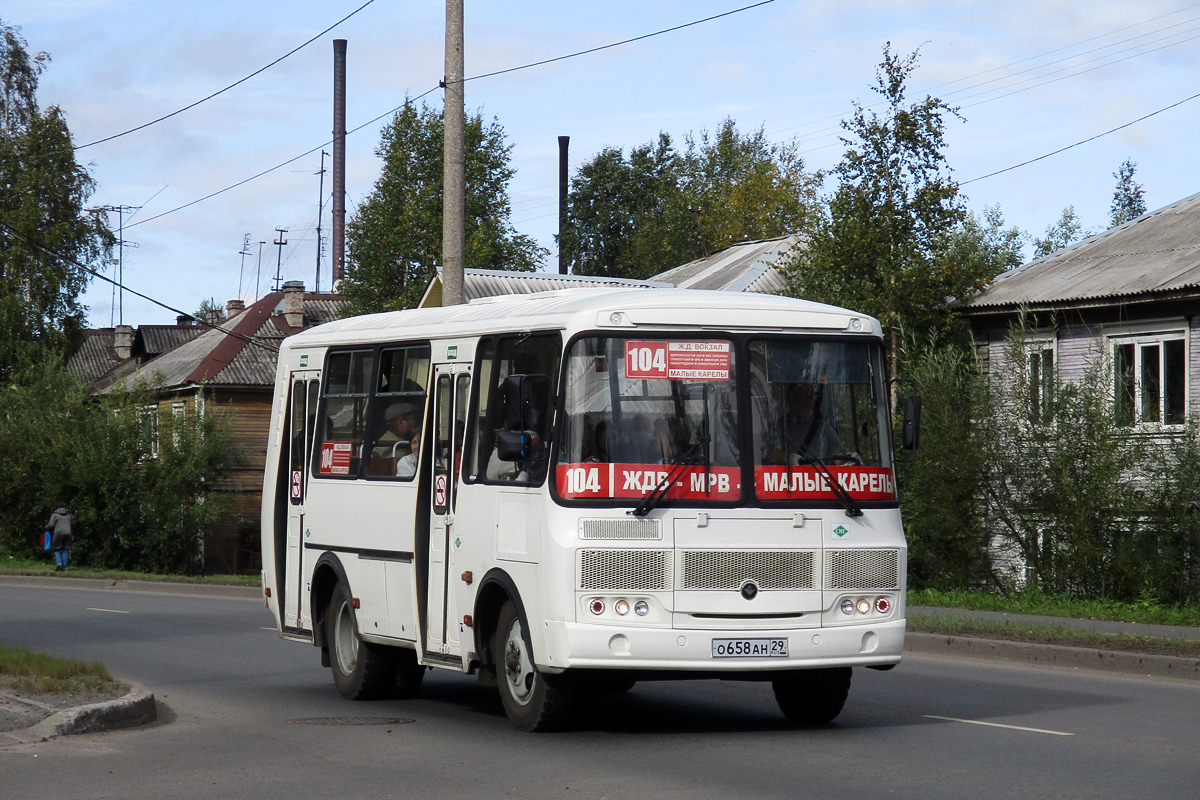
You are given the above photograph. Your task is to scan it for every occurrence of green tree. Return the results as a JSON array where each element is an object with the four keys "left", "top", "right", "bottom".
[
  {"left": 1110, "top": 158, "right": 1146, "bottom": 228},
  {"left": 789, "top": 44, "right": 989, "bottom": 374},
  {"left": 1032, "top": 205, "right": 1090, "bottom": 259},
  {"left": 340, "top": 99, "right": 545, "bottom": 314},
  {"left": 559, "top": 119, "right": 820, "bottom": 279},
  {"left": 0, "top": 20, "right": 112, "bottom": 377}
]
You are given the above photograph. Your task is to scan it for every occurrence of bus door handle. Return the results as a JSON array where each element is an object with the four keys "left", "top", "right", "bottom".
[{"left": 443, "top": 513, "right": 454, "bottom": 526}]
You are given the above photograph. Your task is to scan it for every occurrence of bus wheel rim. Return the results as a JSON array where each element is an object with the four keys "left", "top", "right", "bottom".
[
  {"left": 502, "top": 618, "right": 535, "bottom": 705},
  {"left": 334, "top": 601, "right": 358, "bottom": 673}
]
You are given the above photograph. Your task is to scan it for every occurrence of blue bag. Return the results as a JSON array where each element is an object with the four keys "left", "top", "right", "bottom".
[{"left": 43, "top": 531, "right": 51, "bottom": 551}]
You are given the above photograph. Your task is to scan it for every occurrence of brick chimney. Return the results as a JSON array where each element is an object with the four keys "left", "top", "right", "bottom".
[
  {"left": 227, "top": 299, "right": 246, "bottom": 315},
  {"left": 114, "top": 324, "right": 133, "bottom": 360},
  {"left": 281, "top": 280, "right": 305, "bottom": 328},
  {"left": 177, "top": 314, "right": 193, "bottom": 326}
]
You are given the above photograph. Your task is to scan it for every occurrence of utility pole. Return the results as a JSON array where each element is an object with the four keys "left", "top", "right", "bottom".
[
  {"left": 255, "top": 241, "right": 266, "bottom": 300},
  {"left": 441, "top": 0, "right": 465, "bottom": 306},
  {"left": 273, "top": 227, "right": 289, "bottom": 292},
  {"left": 238, "top": 233, "right": 253, "bottom": 300},
  {"left": 315, "top": 151, "right": 327, "bottom": 293},
  {"left": 100, "top": 205, "right": 141, "bottom": 325}
]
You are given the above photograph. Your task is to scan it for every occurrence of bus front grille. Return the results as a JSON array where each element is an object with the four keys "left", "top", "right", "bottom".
[
  {"left": 680, "top": 550, "right": 815, "bottom": 591},
  {"left": 578, "top": 518, "right": 662, "bottom": 540},
  {"left": 579, "top": 549, "right": 672, "bottom": 591},
  {"left": 824, "top": 549, "right": 900, "bottom": 590}
]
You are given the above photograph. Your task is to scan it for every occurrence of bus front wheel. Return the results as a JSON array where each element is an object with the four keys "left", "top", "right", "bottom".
[
  {"left": 772, "top": 667, "right": 852, "bottom": 724},
  {"left": 327, "top": 582, "right": 396, "bottom": 700},
  {"left": 493, "top": 600, "right": 572, "bottom": 731}
]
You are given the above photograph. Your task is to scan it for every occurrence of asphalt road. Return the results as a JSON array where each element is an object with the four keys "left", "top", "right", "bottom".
[{"left": 2, "top": 582, "right": 1199, "bottom": 800}]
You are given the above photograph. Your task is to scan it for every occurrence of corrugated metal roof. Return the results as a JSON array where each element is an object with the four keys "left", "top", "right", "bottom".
[
  {"left": 105, "top": 291, "right": 351, "bottom": 392},
  {"left": 965, "top": 191, "right": 1200, "bottom": 312},
  {"left": 419, "top": 268, "right": 664, "bottom": 307},
  {"left": 648, "top": 235, "right": 801, "bottom": 292},
  {"left": 67, "top": 329, "right": 122, "bottom": 384},
  {"left": 136, "top": 325, "right": 203, "bottom": 356}
]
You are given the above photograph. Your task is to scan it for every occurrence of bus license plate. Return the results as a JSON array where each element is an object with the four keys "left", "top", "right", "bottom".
[{"left": 711, "top": 638, "right": 789, "bottom": 658}]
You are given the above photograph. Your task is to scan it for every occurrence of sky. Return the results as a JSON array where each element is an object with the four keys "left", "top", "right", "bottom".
[{"left": 8, "top": 0, "right": 1200, "bottom": 327}]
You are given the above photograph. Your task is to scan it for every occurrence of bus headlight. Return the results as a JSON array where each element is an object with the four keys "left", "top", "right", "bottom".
[
  {"left": 840, "top": 599, "right": 855, "bottom": 615},
  {"left": 855, "top": 599, "right": 872, "bottom": 615},
  {"left": 614, "top": 599, "right": 630, "bottom": 616},
  {"left": 634, "top": 600, "right": 650, "bottom": 616}
]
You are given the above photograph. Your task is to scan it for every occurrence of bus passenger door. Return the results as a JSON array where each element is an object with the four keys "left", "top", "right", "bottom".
[
  {"left": 425, "top": 366, "right": 472, "bottom": 656},
  {"left": 283, "top": 372, "right": 320, "bottom": 632}
]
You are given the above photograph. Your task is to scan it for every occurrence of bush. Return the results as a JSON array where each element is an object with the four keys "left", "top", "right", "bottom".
[
  {"left": 0, "top": 360, "right": 238, "bottom": 573},
  {"left": 898, "top": 335, "right": 991, "bottom": 590}
]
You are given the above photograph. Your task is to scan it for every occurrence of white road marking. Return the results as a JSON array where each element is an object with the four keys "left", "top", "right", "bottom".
[
  {"left": 86, "top": 607, "right": 130, "bottom": 614},
  {"left": 924, "top": 715, "right": 1073, "bottom": 736},
  {"left": 261, "top": 627, "right": 277, "bottom": 631}
]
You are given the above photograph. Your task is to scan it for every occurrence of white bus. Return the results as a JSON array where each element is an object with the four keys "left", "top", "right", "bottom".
[{"left": 261, "top": 288, "right": 916, "bottom": 731}]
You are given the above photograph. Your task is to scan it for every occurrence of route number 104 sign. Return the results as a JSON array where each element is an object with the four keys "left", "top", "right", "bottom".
[{"left": 624, "top": 341, "right": 730, "bottom": 381}]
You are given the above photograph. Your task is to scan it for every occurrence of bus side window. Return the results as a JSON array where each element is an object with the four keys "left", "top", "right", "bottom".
[
  {"left": 315, "top": 349, "right": 374, "bottom": 478},
  {"left": 477, "top": 332, "right": 561, "bottom": 485},
  {"left": 366, "top": 345, "right": 430, "bottom": 479}
]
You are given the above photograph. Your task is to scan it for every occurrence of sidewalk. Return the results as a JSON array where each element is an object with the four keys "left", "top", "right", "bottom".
[{"left": 2, "top": 576, "right": 1199, "bottom": 742}]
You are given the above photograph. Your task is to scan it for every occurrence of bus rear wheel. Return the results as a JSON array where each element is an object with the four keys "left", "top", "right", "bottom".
[
  {"left": 493, "top": 600, "right": 573, "bottom": 731},
  {"left": 772, "top": 667, "right": 852, "bottom": 724},
  {"left": 327, "top": 582, "right": 396, "bottom": 700}
]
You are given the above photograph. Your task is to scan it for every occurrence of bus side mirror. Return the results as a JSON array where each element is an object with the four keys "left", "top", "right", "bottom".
[
  {"left": 496, "top": 430, "right": 534, "bottom": 461},
  {"left": 902, "top": 395, "right": 922, "bottom": 451},
  {"left": 503, "top": 373, "right": 548, "bottom": 431}
]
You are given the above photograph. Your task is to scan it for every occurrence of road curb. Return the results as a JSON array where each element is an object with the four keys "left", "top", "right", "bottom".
[
  {"left": 5, "top": 681, "right": 157, "bottom": 744},
  {"left": 906, "top": 632, "right": 1200, "bottom": 681},
  {"left": 0, "top": 574, "right": 260, "bottom": 600}
]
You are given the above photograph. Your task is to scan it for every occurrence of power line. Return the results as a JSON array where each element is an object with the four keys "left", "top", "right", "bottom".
[
  {"left": 75, "top": 0, "right": 376, "bottom": 150},
  {"left": 961, "top": 89, "right": 1200, "bottom": 185},
  {"left": 0, "top": 217, "right": 279, "bottom": 353},
  {"left": 127, "top": 2, "right": 775, "bottom": 230},
  {"left": 461, "top": 1, "right": 776, "bottom": 84}
]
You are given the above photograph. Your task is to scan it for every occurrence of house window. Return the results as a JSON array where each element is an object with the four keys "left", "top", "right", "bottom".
[
  {"left": 172, "top": 402, "right": 186, "bottom": 446},
  {"left": 1028, "top": 343, "right": 1054, "bottom": 423},
  {"left": 1113, "top": 335, "right": 1186, "bottom": 427},
  {"left": 139, "top": 405, "right": 160, "bottom": 458}
]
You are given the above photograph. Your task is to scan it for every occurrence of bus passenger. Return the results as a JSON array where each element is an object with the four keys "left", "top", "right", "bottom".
[{"left": 396, "top": 430, "right": 420, "bottom": 478}]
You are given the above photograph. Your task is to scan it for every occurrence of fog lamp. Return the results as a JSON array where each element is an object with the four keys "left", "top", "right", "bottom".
[
  {"left": 840, "top": 599, "right": 855, "bottom": 615},
  {"left": 634, "top": 601, "right": 650, "bottom": 616}
]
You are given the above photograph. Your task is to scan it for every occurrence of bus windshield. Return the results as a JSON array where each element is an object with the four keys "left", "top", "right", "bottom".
[{"left": 554, "top": 335, "right": 894, "bottom": 506}]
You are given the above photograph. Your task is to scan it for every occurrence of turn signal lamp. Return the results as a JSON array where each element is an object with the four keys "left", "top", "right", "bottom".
[
  {"left": 875, "top": 596, "right": 891, "bottom": 614},
  {"left": 589, "top": 598, "right": 606, "bottom": 615}
]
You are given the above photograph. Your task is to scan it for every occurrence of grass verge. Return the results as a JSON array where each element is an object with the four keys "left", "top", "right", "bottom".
[
  {"left": 0, "top": 556, "right": 258, "bottom": 587},
  {"left": 0, "top": 645, "right": 127, "bottom": 695},
  {"left": 909, "top": 614, "right": 1200, "bottom": 659},
  {"left": 908, "top": 587, "right": 1200, "bottom": 628}
]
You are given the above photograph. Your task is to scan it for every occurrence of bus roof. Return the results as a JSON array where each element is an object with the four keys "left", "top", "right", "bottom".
[{"left": 281, "top": 287, "right": 883, "bottom": 350}]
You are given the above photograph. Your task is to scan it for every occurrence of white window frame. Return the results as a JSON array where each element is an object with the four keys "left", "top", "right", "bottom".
[
  {"left": 140, "top": 404, "right": 160, "bottom": 458},
  {"left": 1106, "top": 322, "right": 1188, "bottom": 429},
  {"left": 172, "top": 402, "right": 186, "bottom": 446}
]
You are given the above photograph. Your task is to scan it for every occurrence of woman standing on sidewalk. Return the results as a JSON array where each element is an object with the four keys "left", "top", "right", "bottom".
[{"left": 47, "top": 504, "right": 74, "bottom": 572}]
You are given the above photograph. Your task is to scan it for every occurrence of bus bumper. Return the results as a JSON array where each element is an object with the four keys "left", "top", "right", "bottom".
[{"left": 537, "top": 618, "right": 906, "bottom": 672}]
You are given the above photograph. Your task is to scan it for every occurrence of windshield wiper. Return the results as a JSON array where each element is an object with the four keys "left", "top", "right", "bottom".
[
  {"left": 630, "top": 437, "right": 709, "bottom": 517},
  {"left": 793, "top": 450, "right": 863, "bottom": 518}
]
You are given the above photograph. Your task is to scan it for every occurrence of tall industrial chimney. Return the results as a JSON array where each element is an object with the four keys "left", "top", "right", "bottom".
[
  {"left": 558, "top": 135, "right": 569, "bottom": 274},
  {"left": 332, "top": 39, "right": 347, "bottom": 287}
]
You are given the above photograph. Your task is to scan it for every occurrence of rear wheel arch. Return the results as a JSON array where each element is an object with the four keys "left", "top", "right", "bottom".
[{"left": 310, "top": 553, "right": 348, "bottom": 651}]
